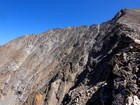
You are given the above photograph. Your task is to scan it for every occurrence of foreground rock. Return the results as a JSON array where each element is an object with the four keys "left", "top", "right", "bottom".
[{"left": 0, "top": 9, "right": 140, "bottom": 105}]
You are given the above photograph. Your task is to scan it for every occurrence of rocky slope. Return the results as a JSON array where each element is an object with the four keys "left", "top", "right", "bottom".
[{"left": 0, "top": 9, "right": 140, "bottom": 105}]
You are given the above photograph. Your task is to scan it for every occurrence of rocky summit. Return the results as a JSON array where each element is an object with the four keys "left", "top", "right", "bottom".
[{"left": 0, "top": 9, "right": 140, "bottom": 105}]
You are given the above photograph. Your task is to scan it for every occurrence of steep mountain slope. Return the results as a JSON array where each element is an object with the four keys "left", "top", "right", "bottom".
[{"left": 0, "top": 9, "right": 140, "bottom": 105}]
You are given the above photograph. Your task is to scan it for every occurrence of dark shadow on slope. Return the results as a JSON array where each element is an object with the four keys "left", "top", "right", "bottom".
[{"left": 62, "top": 24, "right": 135, "bottom": 105}]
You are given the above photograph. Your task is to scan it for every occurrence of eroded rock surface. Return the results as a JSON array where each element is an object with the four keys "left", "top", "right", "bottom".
[{"left": 0, "top": 9, "right": 140, "bottom": 105}]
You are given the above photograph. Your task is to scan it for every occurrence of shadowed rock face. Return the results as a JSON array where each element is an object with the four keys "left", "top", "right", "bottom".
[{"left": 0, "top": 9, "right": 140, "bottom": 105}]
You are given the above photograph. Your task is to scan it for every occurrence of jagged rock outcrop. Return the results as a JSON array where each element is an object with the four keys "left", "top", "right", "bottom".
[{"left": 0, "top": 9, "right": 140, "bottom": 105}]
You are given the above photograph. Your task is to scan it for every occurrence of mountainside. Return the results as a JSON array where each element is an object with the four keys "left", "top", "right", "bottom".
[{"left": 0, "top": 9, "right": 140, "bottom": 105}]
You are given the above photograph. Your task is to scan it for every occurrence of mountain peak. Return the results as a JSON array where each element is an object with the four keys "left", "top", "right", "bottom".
[{"left": 0, "top": 9, "right": 140, "bottom": 105}]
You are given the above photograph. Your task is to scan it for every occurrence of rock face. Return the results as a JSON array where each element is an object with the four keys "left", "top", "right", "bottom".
[{"left": 0, "top": 9, "right": 140, "bottom": 105}]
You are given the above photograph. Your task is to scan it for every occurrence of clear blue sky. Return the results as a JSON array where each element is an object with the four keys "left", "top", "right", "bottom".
[{"left": 0, "top": 0, "right": 140, "bottom": 45}]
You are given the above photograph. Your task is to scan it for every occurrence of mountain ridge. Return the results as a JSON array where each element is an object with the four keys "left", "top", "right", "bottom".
[{"left": 0, "top": 8, "right": 140, "bottom": 105}]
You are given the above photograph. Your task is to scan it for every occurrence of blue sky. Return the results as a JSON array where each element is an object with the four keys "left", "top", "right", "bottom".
[{"left": 0, "top": 0, "right": 140, "bottom": 45}]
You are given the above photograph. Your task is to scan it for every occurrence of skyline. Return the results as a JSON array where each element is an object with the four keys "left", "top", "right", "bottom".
[{"left": 0, "top": 0, "right": 140, "bottom": 45}]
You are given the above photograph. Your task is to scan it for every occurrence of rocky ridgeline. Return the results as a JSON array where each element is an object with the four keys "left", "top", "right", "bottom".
[{"left": 0, "top": 9, "right": 140, "bottom": 105}]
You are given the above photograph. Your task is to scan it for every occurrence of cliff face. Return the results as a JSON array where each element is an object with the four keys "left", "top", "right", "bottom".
[{"left": 0, "top": 9, "right": 140, "bottom": 105}]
